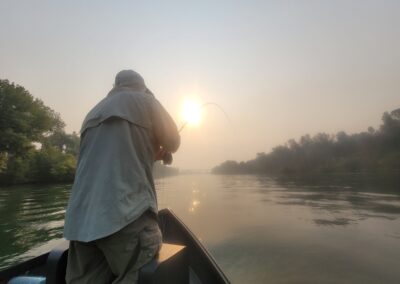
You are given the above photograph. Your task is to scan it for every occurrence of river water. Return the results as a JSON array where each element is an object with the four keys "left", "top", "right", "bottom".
[{"left": 1, "top": 174, "right": 400, "bottom": 283}]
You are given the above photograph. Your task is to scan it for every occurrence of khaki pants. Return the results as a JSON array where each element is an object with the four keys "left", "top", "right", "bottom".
[{"left": 66, "top": 212, "right": 162, "bottom": 284}]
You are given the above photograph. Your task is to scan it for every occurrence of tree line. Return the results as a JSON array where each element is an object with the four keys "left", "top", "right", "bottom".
[
  {"left": 0, "top": 79, "right": 80, "bottom": 184},
  {"left": 212, "top": 108, "right": 400, "bottom": 177}
]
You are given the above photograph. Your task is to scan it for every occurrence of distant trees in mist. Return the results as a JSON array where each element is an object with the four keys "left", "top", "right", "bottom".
[{"left": 212, "top": 108, "right": 400, "bottom": 177}]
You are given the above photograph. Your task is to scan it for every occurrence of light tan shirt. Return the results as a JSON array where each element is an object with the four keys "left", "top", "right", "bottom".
[{"left": 63, "top": 87, "right": 180, "bottom": 242}]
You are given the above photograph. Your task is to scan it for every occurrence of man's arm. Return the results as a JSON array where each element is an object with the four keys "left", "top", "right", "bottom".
[{"left": 151, "top": 99, "right": 180, "bottom": 153}]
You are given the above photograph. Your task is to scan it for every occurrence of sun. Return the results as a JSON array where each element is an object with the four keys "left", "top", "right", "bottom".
[{"left": 181, "top": 100, "right": 202, "bottom": 126}]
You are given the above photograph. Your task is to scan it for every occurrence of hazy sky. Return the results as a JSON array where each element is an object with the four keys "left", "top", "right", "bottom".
[{"left": 1, "top": 0, "right": 399, "bottom": 169}]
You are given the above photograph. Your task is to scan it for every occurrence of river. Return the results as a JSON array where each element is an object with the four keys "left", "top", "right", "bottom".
[{"left": 1, "top": 174, "right": 400, "bottom": 283}]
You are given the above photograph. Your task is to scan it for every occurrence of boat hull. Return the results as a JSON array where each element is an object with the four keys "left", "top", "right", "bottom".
[{"left": 0, "top": 209, "right": 229, "bottom": 284}]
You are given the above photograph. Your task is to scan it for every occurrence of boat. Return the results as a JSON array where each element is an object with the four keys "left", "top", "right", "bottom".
[{"left": 0, "top": 209, "right": 230, "bottom": 284}]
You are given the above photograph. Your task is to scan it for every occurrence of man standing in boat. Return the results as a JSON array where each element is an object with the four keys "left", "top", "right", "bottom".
[{"left": 64, "top": 70, "right": 180, "bottom": 283}]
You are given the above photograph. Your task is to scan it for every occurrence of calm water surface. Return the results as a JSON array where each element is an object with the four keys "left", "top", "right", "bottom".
[{"left": 1, "top": 174, "right": 400, "bottom": 283}]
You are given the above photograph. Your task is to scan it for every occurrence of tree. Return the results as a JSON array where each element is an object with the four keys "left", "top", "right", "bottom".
[
  {"left": 213, "top": 108, "right": 400, "bottom": 177},
  {"left": 30, "top": 147, "right": 76, "bottom": 182},
  {"left": 0, "top": 79, "right": 77, "bottom": 184},
  {"left": 391, "top": 108, "right": 400, "bottom": 120},
  {"left": 41, "top": 130, "right": 80, "bottom": 156},
  {"left": 0, "top": 79, "right": 64, "bottom": 157}
]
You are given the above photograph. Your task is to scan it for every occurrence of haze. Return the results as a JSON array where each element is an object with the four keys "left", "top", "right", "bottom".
[{"left": 1, "top": 0, "right": 399, "bottom": 169}]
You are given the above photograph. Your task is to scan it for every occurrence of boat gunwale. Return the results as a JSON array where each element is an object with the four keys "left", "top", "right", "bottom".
[
  {"left": 1, "top": 209, "right": 230, "bottom": 283},
  {"left": 159, "top": 208, "right": 230, "bottom": 283}
]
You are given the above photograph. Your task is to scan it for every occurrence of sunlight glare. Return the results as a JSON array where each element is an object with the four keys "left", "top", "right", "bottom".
[{"left": 182, "top": 100, "right": 202, "bottom": 126}]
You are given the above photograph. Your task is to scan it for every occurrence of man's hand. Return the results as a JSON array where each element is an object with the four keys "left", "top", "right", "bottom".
[
  {"left": 162, "top": 152, "right": 173, "bottom": 165},
  {"left": 154, "top": 148, "right": 166, "bottom": 161},
  {"left": 154, "top": 148, "right": 173, "bottom": 165}
]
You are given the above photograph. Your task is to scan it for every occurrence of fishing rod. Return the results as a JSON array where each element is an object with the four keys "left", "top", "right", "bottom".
[
  {"left": 162, "top": 102, "right": 229, "bottom": 165},
  {"left": 178, "top": 102, "right": 230, "bottom": 133}
]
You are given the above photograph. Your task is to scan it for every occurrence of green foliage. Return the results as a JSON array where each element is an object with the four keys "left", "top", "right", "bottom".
[
  {"left": 41, "top": 130, "right": 80, "bottom": 156},
  {"left": 0, "top": 79, "right": 78, "bottom": 184},
  {"left": 0, "top": 153, "right": 7, "bottom": 173},
  {"left": 30, "top": 147, "right": 76, "bottom": 182},
  {"left": 213, "top": 109, "right": 400, "bottom": 177},
  {"left": 2, "top": 154, "right": 33, "bottom": 183},
  {"left": 0, "top": 80, "right": 64, "bottom": 156}
]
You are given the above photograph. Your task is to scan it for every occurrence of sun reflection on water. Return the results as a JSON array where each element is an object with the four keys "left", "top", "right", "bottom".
[{"left": 189, "top": 200, "right": 200, "bottom": 213}]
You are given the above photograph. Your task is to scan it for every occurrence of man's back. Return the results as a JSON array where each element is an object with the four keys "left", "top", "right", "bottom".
[
  {"left": 64, "top": 118, "right": 157, "bottom": 242},
  {"left": 64, "top": 85, "right": 180, "bottom": 242},
  {"left": 64, "top": 70, "right": 180, "bottom": 284}
]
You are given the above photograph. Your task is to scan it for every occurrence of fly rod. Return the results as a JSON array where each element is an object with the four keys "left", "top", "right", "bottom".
[{"left": 162, "top": 102, "right": 229, "bottom": 165}]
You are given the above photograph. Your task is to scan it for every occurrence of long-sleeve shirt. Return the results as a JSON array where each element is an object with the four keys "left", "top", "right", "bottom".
[{"left": 63, "top": 87, "right": 180, "bottom": 242}]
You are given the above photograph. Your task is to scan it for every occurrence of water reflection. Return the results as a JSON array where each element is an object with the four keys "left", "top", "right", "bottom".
[
  {"left": 1, "top": 175, "right": 400, "bottom": 283},
  {"left": 157, "top": 174, "right": 400, "bottom": 283},
  {"left": 265, "top": 179, "right": 400, "bottom": 227},
  {"left": 189, "top": 200, "right": 200, "bottom": 213},
  {"left": 0, "top": 184, "right": 70, "bottom": 269}
]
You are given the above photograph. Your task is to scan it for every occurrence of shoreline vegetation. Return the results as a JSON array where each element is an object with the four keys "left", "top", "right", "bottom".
[
  {"left": 0, "top": 79, "right": 177, "bottom": 185},
  {"left": 1, "top": 79, "right": 398, "bottom": 186},
  {"left": 212, "top": 108, "right": 400, "bottom": 185}
]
